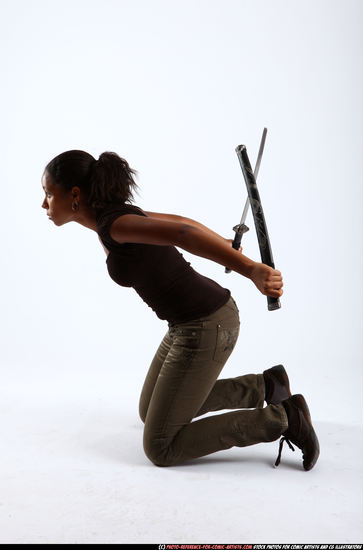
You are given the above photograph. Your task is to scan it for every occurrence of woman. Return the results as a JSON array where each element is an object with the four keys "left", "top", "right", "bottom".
[{"left": 41, "top": 149, "right": 319, "bottom": 470}]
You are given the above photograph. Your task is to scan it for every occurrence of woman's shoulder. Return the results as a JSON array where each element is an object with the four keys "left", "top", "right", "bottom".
[
  {"left": 96, "top": 202, "right": 147, "bottom": 250},
  {"left": 96, "top": 202, "right": 146, "bottom": 224}
]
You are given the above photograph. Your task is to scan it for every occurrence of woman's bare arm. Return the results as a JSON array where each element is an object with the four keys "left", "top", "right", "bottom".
[
  {"left": 145, "top": 211, "right": 228, "bottom": 244},
  {"left": 109, "top": 214, "right": 283, "bottom": 298}
]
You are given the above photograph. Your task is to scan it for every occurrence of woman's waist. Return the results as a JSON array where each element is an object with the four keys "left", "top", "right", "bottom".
[{"left": 167, "top": 294, "right": 238, "bottom": 329}]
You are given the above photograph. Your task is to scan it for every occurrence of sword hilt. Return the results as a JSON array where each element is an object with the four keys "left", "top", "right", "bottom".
[
  {"left": 233, "top": 223, "right": 249, "bottom": 236},
  {"left": 225, "top": 223, "right": 249, "bottom": 273}
]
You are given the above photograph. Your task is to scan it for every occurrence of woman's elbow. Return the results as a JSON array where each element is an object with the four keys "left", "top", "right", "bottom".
[{"left": 175, "top": 223, "right": 194, "bottom": 247}]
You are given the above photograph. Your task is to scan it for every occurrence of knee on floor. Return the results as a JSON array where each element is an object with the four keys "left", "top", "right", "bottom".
[
  {"left": 139, "top": 407, "right": 146, "bottom": 423},
  {"left": 143, "top": 435, "right": 176, "bottom": 467}
]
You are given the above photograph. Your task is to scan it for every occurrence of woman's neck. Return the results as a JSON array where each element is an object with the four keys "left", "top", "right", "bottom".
[{"left": 74, "top": 206, "right": 98, "bottom": 232}]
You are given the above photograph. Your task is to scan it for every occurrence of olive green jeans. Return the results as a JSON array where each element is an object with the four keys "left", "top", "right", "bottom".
[{"left": 139, "top": 296, "right": 288, "bottom": 466}]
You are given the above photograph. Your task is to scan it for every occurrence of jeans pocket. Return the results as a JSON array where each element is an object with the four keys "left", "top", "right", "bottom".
[
  {"left": 170, "top": 324, "right": 203, "bottom": 350},
  {"left": 213, "top": 323, "right": 240, "bottom": 363}
]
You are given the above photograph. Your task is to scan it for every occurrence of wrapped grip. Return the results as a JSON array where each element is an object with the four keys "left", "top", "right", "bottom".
[{"left": 225, "top": 223, "right": 249, "bottom": 273}]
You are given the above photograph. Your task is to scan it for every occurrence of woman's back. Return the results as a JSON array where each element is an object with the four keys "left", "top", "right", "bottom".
[{"left": 96, "top": 202, "right": 230, "bottom": 324}]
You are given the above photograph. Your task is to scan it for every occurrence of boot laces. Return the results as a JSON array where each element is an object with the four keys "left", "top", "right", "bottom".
[{"left": 274, "top": 436, "right": 295, "bottom": 467}]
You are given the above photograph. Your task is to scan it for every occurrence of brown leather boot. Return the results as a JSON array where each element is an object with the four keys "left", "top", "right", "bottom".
[
  {"left": 276, "top": 394, "right": 320, "bottom": 471},
  {"left": 263, "top": 364, "right": 292, "bottom": 405}
]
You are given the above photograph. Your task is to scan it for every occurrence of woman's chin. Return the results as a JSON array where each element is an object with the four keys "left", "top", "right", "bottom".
[{"left": 54, "top": 218, "right": 70, "bottom": 227}]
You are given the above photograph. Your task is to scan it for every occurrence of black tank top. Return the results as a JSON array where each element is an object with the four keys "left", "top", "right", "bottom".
[{"left": 96, "top": 203, "right": 230, "bottom": 325}]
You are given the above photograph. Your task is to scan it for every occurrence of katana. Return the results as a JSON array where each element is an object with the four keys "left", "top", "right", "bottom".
[
  {"left": 225, "top": 128, "right": 281, "bottom": 311},
  {"left": 225, "top": 128, "right": 267, "bottom": 274}
]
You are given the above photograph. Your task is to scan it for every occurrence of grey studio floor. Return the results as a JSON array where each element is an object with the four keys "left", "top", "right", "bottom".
[{"left": 1, "top": 373, "right": 362, "bottom": 545}]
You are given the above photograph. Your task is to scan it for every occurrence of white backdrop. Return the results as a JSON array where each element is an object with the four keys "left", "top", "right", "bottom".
[{"left": 1, "top": 0, "right": 362, "bottom": 427}]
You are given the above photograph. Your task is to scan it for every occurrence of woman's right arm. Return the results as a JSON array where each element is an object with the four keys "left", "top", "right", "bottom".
[{"left": 175, "top": 223, "right": 283, "bottom": 298}]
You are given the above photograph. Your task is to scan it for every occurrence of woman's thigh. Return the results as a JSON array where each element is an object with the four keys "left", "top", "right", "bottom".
[
  {"left": 143, "top": 297, "right": 240, "bottom": 453},
  {"left": 139, "top": 330, "right": 172, "bottom": 422}
]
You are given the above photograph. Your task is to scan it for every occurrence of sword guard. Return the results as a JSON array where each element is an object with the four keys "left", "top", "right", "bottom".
[{"left": 233, "top": 223, "right": 249, "bottom": 235}]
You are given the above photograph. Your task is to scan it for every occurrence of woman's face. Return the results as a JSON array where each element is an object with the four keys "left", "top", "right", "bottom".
[{"left": 41, "top": 172, "right": 76, "bottom": 226}]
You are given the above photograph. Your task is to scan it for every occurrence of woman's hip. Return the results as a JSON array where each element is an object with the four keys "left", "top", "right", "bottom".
[{"left": 167, "top": 295, "right": 240, "bottom": 364}]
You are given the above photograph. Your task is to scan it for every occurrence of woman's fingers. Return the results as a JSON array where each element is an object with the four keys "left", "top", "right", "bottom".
[
  {"left": 249, "top": 262, "right": 284, "bottom": 298},
  {"left": 265, "top": 267, "right": 284, "bottom": 296},
  {"left": 265, "top": 287, "right": 283, "bottom": 298}
]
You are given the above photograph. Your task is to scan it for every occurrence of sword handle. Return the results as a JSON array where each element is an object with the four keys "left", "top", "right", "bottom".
[{"left": 225, "top": 223, "right": 249, "bottom": 273}]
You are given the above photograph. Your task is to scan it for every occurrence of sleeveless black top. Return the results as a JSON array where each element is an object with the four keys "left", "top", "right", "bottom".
[{"left": 96, "top": 203, "right": 230, "bottom": 325}]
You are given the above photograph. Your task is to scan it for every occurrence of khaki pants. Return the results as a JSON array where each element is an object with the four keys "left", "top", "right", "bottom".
[{"left": 139, "top": 296, "right": 288, "bottom": 466}]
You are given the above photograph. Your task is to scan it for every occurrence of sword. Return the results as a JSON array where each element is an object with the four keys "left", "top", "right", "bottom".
[
  {"left": 225, "top": 127, "right": 268, "bottom": 273},
  {"left": 236, "top": 142, "right": 281, "bottom": 310}
]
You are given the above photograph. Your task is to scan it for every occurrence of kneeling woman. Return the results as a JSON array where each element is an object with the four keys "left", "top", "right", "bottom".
[{"left": 41, "top": 150, "right": 319, "bottom": 470}]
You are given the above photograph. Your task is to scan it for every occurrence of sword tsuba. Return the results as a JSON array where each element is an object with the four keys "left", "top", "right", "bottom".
[{"left": 233, "top": 223, "right": 249, "bottom": 235}]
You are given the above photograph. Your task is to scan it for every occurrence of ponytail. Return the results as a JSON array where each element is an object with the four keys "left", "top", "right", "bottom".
[
  {"left": 44, "top": 149, "right": 139, "bottom": 210},
  {"left": 88, "top": 152, "right": 139, "bottom": 209}
]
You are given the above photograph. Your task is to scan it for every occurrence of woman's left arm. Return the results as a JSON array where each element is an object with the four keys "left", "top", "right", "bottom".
[{"left": 144, "top": 211, "right": 231, "bottom": 246}]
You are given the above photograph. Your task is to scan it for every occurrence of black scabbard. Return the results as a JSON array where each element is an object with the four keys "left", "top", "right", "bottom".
[{"left": 235, "top": 145, "right": 281, "bottom": 311}]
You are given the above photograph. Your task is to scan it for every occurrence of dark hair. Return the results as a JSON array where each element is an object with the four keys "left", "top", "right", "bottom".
[{"left": 44, "top": 150, "right": 139, "bottom": 209}]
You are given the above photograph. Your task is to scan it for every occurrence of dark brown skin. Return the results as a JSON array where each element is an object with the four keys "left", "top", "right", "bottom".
[{"left": 41, "top": 173, "right": 284, "bottom": 299}]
